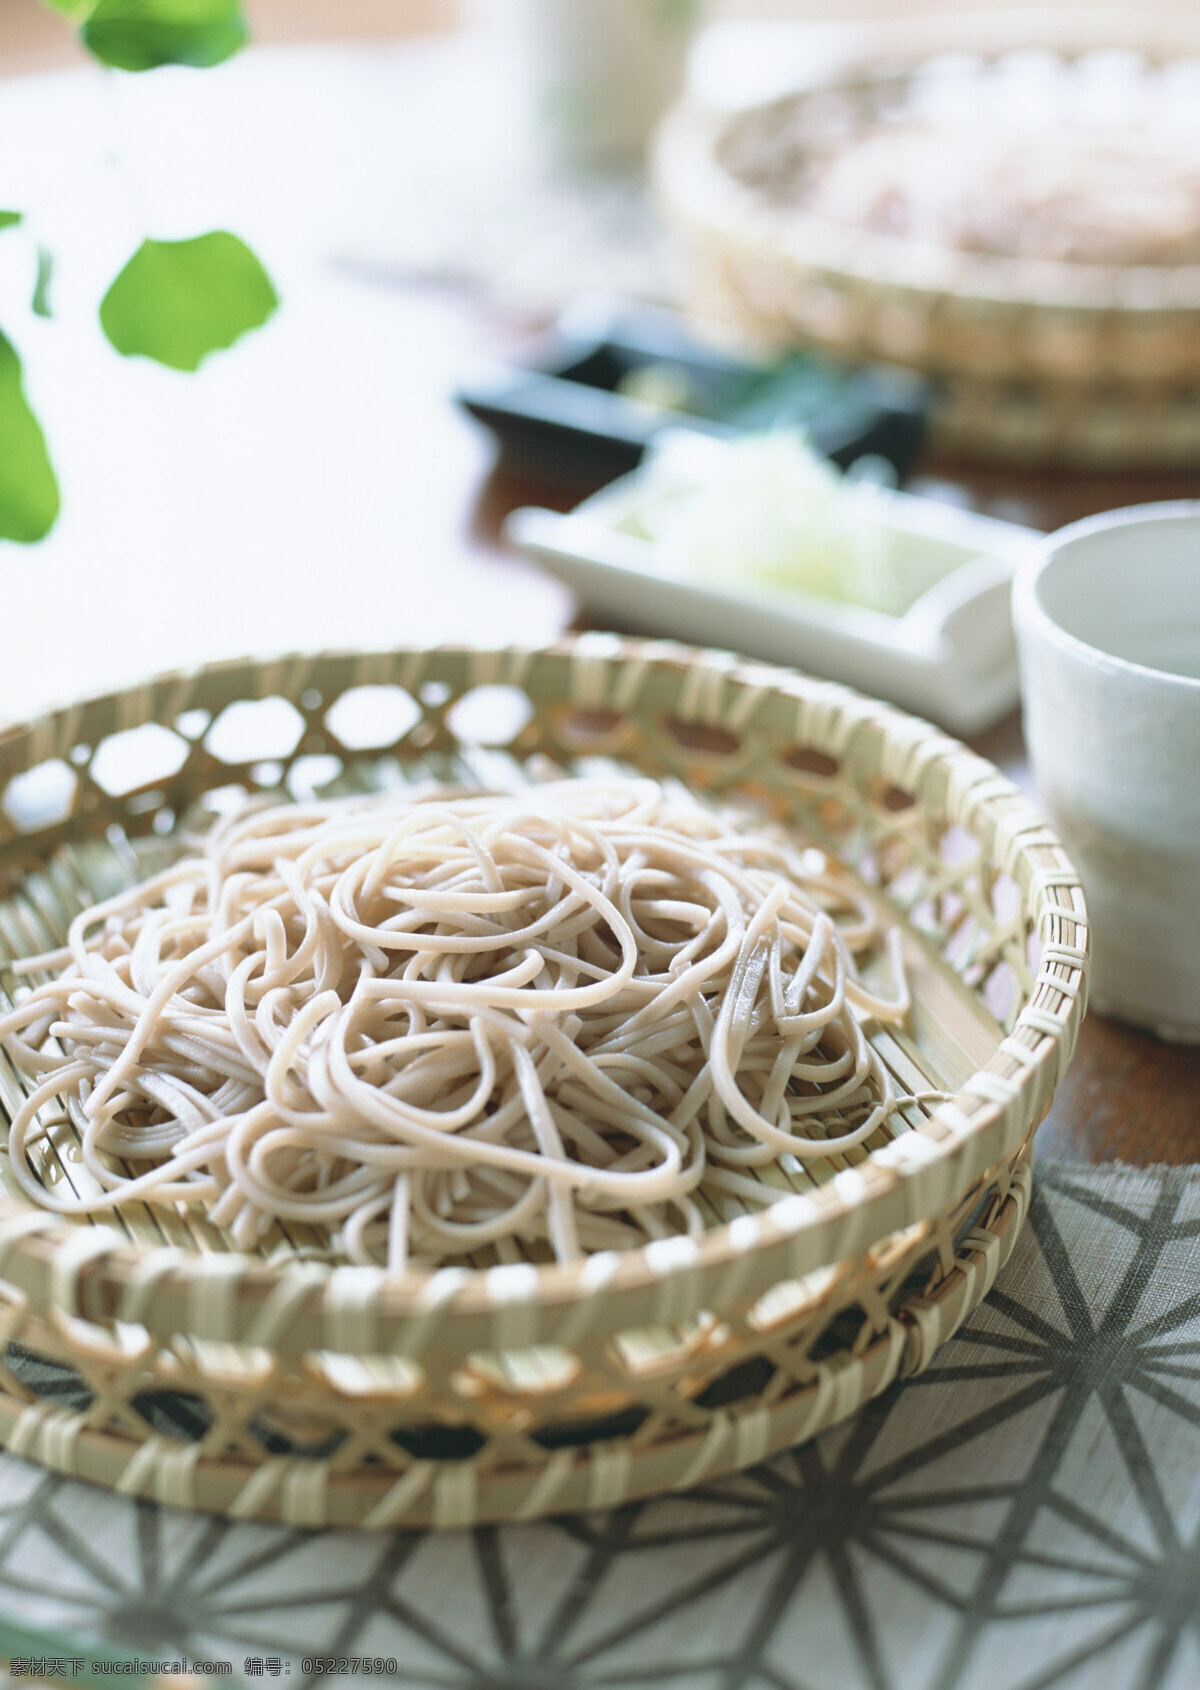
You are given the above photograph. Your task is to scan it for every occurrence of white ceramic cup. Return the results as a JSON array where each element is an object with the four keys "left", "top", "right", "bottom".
[
  {"left": 510, "top": 0, "right": 699, "bottom": 171},
  {"left": 1013, "top": 502, "right": 1200, "bottom": 1042}
]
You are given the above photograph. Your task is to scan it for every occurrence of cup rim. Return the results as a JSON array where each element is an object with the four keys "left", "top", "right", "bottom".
[{"left": 1013, "top": 500, "right": 1200, "bottom": 692}]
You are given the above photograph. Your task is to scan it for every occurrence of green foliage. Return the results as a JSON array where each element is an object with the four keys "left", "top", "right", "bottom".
[
  {"left": 654, "top": 0, "right": 701, "bottom": 26},
  {"left": 32, "top": 248, "right": 54, "bottom": 319},
  {"left": 99, "top": 232, "right": 278, "bottom": 371},
  {"left": 81, "top": 0, "right": 248, "bottom": 73},
  {"left": 0, "top": 331, "right": 61, "bottom": 543},
  {"left": 0, "top": 1612, "right": 155, "bottom": 1687},
  {"left": 0, "top": 2, "right": 272, "bottom": 544}
]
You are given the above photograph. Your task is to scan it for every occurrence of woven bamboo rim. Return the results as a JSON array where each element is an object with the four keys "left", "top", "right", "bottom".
[
  {"left": 0, "top": 1143, "right": 1031, "bottom": 1528},
  {"left": 0, "top": 638, "right": 1087, "bottom": 1525},
  {"left": 654, "top": 11, "right": 1200, "bottom": 465}
]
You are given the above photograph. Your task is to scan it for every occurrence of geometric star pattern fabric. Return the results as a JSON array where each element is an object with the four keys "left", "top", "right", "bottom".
[{"left": 2, "top": 1161, "right": 1200, "bottom": 1690}]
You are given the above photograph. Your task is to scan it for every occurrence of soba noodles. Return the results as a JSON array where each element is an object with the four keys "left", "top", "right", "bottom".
[{"left": 0, "top": 778, "right": 911, "bottom": 1269}]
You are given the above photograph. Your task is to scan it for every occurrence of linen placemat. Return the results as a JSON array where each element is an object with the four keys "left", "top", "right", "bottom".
[{"left": 0, "top": 1159, "right": 1198, "bottom": 1690}]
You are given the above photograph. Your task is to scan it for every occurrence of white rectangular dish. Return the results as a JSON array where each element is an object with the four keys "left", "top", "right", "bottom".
[{"left": 507, "top": 442, "right": 1039, "bottom": 735}]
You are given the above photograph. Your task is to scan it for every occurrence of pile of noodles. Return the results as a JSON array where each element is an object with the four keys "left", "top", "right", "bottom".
[{"left": 0, "top": 778, "right": 911, "bottom": 1269}]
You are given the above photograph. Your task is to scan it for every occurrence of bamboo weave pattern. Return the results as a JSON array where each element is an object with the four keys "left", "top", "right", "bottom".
[{"left": 0, "top": 639, "right": 1086, "bottom": 1525}]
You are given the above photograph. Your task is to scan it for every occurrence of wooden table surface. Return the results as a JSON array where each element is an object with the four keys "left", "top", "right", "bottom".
[{"left": 453, "top": 295, "right": 1200, "bottom": 1170}]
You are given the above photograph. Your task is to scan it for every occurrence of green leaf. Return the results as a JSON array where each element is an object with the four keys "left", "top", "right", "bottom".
[
  {"left": 81, "top": 0, "right": 247, "bottom": 72},
  {"left": 654, "top": 0, "right": 701, "bottom": 27},
  {"left": 0, "top": 329, "right": 60, "bottom": 544},
  {"left": 0, "top": 212, "right": 22, "bottom": 231},
  {"left": 32, "top": 246, "right": 54, "bottom": 318},
  {"left": 99, "top": 232, "right": 278, "bottom": 371},
  {"left": 0, "top": 1610, "right": 158, "bottom": 1687},
  {"left": 39, "top": 0, "right": 95, "bottom": 18}
]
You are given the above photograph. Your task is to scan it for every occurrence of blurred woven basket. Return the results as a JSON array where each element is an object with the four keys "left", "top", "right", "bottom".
[
  {"left": 0, "top": 639, "right": 1086, "bottom": 1527},
  {"left": 655, "top": 11, "right": 1200, "bottom": 467}
]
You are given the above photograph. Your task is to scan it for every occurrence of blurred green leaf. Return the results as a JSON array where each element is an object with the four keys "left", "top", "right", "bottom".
[
  {"left": 99, "top": 232, "right": 277, "bottom": 371},
  {"left": 82, "top": 0, "right": 247, "bottom": 72},
  {"left": 655, "top": 0, "right": 701, "bottom": 26},
  {"left": 39, "top": 0, "right": 94, "bottom": 18},
  {"left": 0, "top": 212, "right": 22, "bottom": 231},
  {"left": 0, "top": 330, "right": 60, "bottom": 543},
  {"left": 32, "top": 247, "right": 54, "bottom": 318},
  {"left": 0, "top": 1611, "right": 157, "bottom": 1686}
]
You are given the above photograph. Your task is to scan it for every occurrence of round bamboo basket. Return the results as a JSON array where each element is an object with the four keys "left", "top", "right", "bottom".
[
  {"left": 0, "top": 639, "right": 1086, "bottom": 1528},
  {"left": 655, "top": 12, "right": 1200, "bottom": 467}
]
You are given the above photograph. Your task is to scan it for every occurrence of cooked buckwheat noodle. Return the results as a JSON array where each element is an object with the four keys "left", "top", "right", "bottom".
[{"left": 0, "top": 779, "right": 911, "bottom": 1269}]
